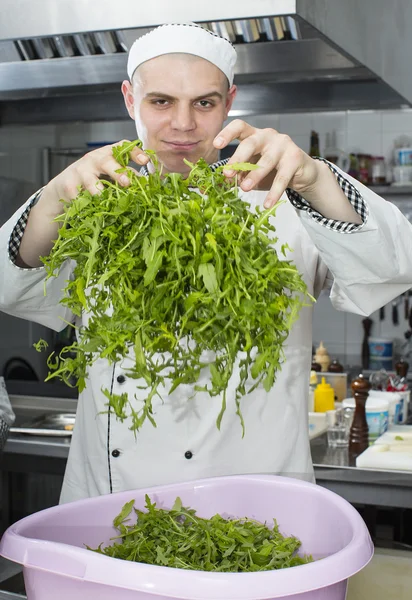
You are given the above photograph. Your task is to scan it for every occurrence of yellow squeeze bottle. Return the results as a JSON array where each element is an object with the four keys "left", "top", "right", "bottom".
[{"left": 314, "top": 377, "right": 335, "bottom": 412}]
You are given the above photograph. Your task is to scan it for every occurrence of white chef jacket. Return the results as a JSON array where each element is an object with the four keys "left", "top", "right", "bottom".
[{"left": 1, "top": 163, "right": 412, "bottom": 504}]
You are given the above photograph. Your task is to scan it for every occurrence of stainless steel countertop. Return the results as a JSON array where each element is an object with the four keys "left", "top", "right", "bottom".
[
  {"left": 0, "top": 592, "right": 25, "bottom": 600},
  {"left": 4, "top": 434, "right": 71, "bottom": 459},
  {"left": 312, "top": 433, "right": 412, "bottom": 508},
  {"left": 4, "top": 394, "right": 412, "bottom": 507},
  {"left": 4, "top": 394, "right": 75, "bottom": 458}
]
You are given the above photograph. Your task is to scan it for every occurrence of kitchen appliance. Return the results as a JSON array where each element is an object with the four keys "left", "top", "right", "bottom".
[
  {"left": 0, "top": 474, "right": 373, "bottom": 600},
  {"left": 0, "top": 0, "right": 412, "bottom": 124},
  {"left": 0, "top": 376, "right": 14, "bottom": 451},
  {"left": 9, "top": 412, "right": 75, "bottom": 437}
]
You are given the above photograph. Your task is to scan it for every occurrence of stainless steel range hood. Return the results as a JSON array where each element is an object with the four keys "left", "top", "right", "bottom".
[{"left": 0, "top": 0, "right": 411, "bottom": 124}]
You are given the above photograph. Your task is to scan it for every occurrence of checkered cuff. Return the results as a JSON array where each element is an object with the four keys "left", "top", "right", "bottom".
[
  {"left": 286, "top": 158, "right": 368, "bottom": 233},
  {"left": 8, "top": 189, "right": 43, "bottom": 263}
]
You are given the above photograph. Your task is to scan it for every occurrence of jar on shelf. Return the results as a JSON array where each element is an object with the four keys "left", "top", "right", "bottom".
[
  {"left": 357, "top": 154, "right": 370, "bottom": 185},
  {"left": 371, "top": 156, "right": 387, "bottom": 185}
]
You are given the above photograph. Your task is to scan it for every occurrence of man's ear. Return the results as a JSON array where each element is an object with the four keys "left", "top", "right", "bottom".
[
  {"left": 121, "top": 80, "right": 135, "bottom": 120},
  {"left": 224, "top": 84, "right": 237, "bottom": 119}
]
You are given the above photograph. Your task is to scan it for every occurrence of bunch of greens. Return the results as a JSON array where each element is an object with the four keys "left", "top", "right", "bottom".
[
  {"left": 36, "top": 140, "right": 311, "bottom": 434},
  {"left": 88, "top": 495, "right": 313, "bottom": 572}
]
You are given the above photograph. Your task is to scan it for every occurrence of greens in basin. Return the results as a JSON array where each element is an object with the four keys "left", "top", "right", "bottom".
[{"left": 88, "top": 495, "right": 313, "bottom": 572}]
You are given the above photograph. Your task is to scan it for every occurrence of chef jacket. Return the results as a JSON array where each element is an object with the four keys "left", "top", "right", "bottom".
[{"left": 1, "top": 158, "right": 412, "bottom": 504}]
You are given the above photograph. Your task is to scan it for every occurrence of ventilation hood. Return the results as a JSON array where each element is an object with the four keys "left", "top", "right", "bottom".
[{"left": 0, "top": 0, "right": 411, "bottom": 124}]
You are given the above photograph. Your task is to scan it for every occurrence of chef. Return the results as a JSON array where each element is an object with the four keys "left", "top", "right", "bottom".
[{"left": 1, "top": 23, "right": 412, "bottom": 504}]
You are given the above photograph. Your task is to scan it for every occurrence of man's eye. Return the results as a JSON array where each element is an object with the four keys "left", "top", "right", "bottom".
[
  {"left": 152, "top": 99, "right": 169, "bottom": 106},
  {"left": 197, "top": 100, "right": 213, "bottom": 108}
]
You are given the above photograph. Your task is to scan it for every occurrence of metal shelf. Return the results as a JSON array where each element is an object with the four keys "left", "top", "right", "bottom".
[{"left": 369, "top": 185, "right": 412, "bottom": 197}]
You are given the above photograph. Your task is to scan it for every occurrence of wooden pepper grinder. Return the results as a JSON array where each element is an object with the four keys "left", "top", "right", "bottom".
[
  {"left": 328, "top": 359, "right": 344, "bottom": 373},
  {"left": 349, "top": 374, "right": 370, "bottom": 460},
  {"left": 361, "top": 317, "right": 373, "bottom": 369},
  {"left": 395, "top": 358, "right": 409, "bottom": 380}
]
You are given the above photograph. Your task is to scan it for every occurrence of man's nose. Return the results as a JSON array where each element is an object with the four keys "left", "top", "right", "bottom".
[{"left": 170, "top": 104, "right": 196, "bottom": 131}]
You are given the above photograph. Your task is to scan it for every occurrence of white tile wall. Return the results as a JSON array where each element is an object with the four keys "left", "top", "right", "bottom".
[
  {"left": 312, "top": 293, "right": 346, "bottom": 357},
  {"left": 2, "top": 107, "right": 412, "bottom": 371}
]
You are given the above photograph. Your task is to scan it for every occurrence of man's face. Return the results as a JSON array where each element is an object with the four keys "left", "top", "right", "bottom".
[{"left": 122, "top": 53, "right": 236, "bottom": 175}]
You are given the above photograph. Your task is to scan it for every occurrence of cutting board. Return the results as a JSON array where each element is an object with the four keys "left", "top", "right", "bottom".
[{"left": 356, "top": 425, "right": 412, "bottom": 471}]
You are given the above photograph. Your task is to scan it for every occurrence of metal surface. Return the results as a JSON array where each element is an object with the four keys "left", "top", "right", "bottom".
[
  {"left": 0, "top": 80, "right": 406, "bottom": 127},
  {"left": 0, "top": 41, "right": 20, "bottom": 63},
  {"left": 3, "top": 435, "right": 70, "bottom": 457},
  {"left": 0, "top": 39, "right": 363, "bottom": 97},
  {"left": 0, "top": 0, "right": 295, "bottom": 39},
  {"left": 312, "top": 435, "right": 412, "bottom": 509},
  {"left": 366, "top": 185, "right": 412, "bottom": 197},
  {"left": 9, "top": 412, "right": 75, "bottom": 437},
  {"left": 297, "top": 0, "right": 412, "bottom": 110},
  {"left": 3, "top": 396, "right": 75, "bottom": 456},
  {"left": 0, "top": 1, "right": 410, "bottom": 117},
  {"left": 3, "top": 411, "right": 412, "bottom": 507},
  {"left": 0, "top": 592, "right": 26, "bottom": 600}
]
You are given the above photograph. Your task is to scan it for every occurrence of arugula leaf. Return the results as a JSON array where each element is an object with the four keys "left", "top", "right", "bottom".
[
  {"left": 113, "top": 499, "right": 135, "bottom": 528},
  {"left": 37, "top": 140, "right": 313, "bottom": 435},
  {"left": 221, "top": 162, "right": 259, "bottom": 171},
  {"left": 198, "top": 263, "right": 219, "bottom": 294},
  {"left": 88, "top": 496, "right": 313, "bottom": 572}
]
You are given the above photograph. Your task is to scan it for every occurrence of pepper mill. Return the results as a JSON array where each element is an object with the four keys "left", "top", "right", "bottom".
[
  {"left": 349, "top": 374, "right": 370, "bottom": 459},
  {"left": 395, "top": 358, "right": 409, "bottom": 380},
  {"left": 328, "top": 359, "right": 344, "bottom": 373},
  {"left": 361, "top": 317, "right": 373, "bottom": 370},
  {"left": 311, "top": 359, "right": 322, "bottom": 373}
]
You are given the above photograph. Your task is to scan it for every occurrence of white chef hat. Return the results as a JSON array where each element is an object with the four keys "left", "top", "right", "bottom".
[{"left": 127, "top": 23, "right": 237, "bottom": 86}]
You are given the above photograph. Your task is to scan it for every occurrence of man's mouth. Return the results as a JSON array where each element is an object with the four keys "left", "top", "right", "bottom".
[{"left": 163, "top": 141, "right": 200, "bottom": 151}]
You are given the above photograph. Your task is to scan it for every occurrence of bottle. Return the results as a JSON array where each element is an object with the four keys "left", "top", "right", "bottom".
[
  {"left": 308, "top": 370, "right": 318, "bottom": 412},
  {"left": 328, "top": 359, "right": 344, "bottom": 373},
  {"left": 311, "top": 359, "right": 322, "bottom": 372},
  {"left": 314, "top": 341, "right": 331, "bottom": 372},
  {"left": 314, "top": 377, "right": 335, "bottom": 412},
  {"left": 395, "top": 358, "right": 409, "bottom": 382},
  {"left": 324, "top": 131, "right": 338, "bottom": 164},
  {"left": 309, "top": 131, "right": 320, "bottom": 157}
]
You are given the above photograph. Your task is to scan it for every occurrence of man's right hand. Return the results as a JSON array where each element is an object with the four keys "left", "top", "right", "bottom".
[
  {"left": 18, "top": 141, "right": 149, "bottom": 268},
  {"left": 39, "top": 140, "right": 149, "bottom": 217}
]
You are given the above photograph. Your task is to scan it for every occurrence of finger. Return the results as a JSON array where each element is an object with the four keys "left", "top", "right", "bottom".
[
  {"left": 264, "top": 159, "right": 300, "bottom": 209},
  {"left": 109, "top": 139, "right": 149, "bottom": 166},
  {"left": 238, "top": 154, "right": 277, "bottom": 192},
  {"left": 99, "top": 157, "right": 134, "bottom": 186},
  {"left": 214, "top": 119, "right": 256, "bottom": 150},
  {"left": 59, "top": 180, "right": 83, "bottom": 202},
  {"left": 130, "top": 147, "right": 149, "bottom": 165},
  {"left": 83, "top": 176, "right": 105, "bottom": 197},
  {"left": 222, "top": 138, "right": 259, "bottom": 178},
  {"left": 124, "top": 166, "right": 141, "bottom": 176}
]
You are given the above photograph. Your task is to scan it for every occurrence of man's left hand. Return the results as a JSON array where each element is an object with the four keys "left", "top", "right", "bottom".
[{"left": 214, "top": 119, "right": 321, "bottom": 209}]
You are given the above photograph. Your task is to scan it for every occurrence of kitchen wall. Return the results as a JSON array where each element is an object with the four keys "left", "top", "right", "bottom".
[
  {"left": 243, "top": 108, "right": 412, "bottom": 366},
  {"left": 1, "top": 108, "right": 412, "bottom": 374}
]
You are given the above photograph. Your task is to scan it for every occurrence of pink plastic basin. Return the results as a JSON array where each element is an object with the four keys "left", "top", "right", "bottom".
[{"left": 0, "top": 475, "right": 373, "bottom": 600}]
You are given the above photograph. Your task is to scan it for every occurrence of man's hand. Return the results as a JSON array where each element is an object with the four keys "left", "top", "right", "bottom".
[
  {"left": 213, "top": 120, "right": 362, "bottom": 225},
  {"left": 214, "top": 120, "right": 327, "bottom": 207},
  {"left": 18, "top": 141, "right": 149, "bottom": 267},
  {"left": 39, "top": 140, "right": 149, "bottom": 217}
]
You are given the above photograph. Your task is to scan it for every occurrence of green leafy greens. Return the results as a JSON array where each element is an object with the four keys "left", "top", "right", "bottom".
[
  {"left": 87, "top": 495, "right": 313, "bottom": 571},
  {"left": 36, "top": 140, "right": 312, "bottom": 434}
]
